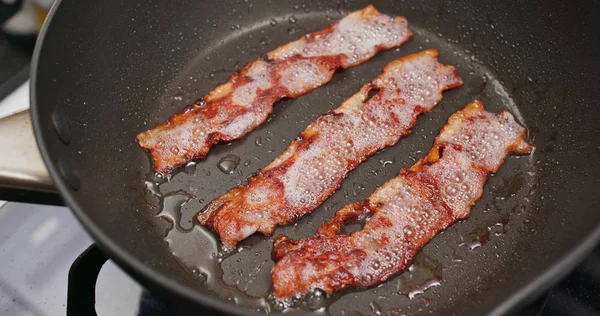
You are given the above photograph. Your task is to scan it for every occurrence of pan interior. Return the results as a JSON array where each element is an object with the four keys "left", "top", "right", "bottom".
[
  {"left": 144, "top": 10, "right": 537, "bottom": 315},
  {"left": 33, "top": 0, "right": 600, "bottom": 315}
]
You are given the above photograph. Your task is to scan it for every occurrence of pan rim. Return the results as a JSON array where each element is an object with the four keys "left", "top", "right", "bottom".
[
  {"left": 29, "top": 1, "right": 600, "bottom": 315},
  {"left": 28, "top": 1, "right": 261, "bottom": 315}
]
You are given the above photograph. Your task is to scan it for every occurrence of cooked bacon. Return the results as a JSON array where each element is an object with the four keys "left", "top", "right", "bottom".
[
  {"left": 271, "top": 100, "right": 533, "bottom": 300},
  {"left": 197, "top": 50, "right": 463, "bottom": 248},
  {"left": 136, "top": 5, "right": 412, "bottom": 174}
]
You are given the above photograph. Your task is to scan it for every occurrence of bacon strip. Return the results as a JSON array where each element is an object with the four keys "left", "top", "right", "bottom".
[
  {"left": 136, "top": 5, "right": 413, "bottom": 174},
  {"left": 271, "top": 100, "right": 533, "bottom": 300},
  {"left": 197, "top": 50, "right": 463, "bottom": 248}
]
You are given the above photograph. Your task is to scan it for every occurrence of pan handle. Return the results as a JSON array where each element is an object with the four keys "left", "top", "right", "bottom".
[
  {"left": 67, "top": 244, "right": 109, "bottom": 316},
  {"left": 0, "top": 109, "right": 62, "bottom": 204}
]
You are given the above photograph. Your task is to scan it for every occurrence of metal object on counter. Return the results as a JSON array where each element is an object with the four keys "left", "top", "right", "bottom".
[{"left": 0, "top": 110, "right": 53, "bottom": 192}]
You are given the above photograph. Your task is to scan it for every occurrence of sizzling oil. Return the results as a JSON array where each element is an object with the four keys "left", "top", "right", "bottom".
[{"left": 146, "top": 176, "right": 271, "bottom": 313}]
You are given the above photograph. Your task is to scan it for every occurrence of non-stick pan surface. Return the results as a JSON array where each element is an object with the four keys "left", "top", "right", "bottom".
[{"left": 31, "top": 0, "right": 600, "bottom": 315}]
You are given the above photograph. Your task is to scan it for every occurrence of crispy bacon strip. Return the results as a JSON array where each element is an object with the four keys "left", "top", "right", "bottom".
[
  {"left": 197, "top": 49, "right": 463, "bottom": 248},
  {"left": 271, "top": 100, "right": 533, "bottom": 300},
  {"left": 136, "top": 5, "right": 413, "bottom": 174}
]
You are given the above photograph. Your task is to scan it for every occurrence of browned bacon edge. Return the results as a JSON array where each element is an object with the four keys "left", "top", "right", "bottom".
[
  {"left": 271, "top": 100, "right": 533, "bottom": 300},
  {"left": 197, "top": 50, "right": 463, "bottom": 248},
  {"left": 136, "top": 5, "right": 412, "bottom": 174}
]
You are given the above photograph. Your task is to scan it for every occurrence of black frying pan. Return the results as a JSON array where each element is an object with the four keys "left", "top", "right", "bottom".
[{"left": 30, "top": 0, "right": 600, "bottom": 315}]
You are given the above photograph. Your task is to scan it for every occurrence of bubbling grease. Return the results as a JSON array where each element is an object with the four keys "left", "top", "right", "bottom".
[
  {"left": 137, "top": 5, "right": 412, "bottom": 174},
  {"left": 270, "top": 101, "right": 532, "bottom": 301},
  {"left": 198, "top": 50, "right": 463, "bottom": 248}
]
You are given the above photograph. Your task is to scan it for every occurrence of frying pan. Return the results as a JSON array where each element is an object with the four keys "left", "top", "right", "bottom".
[{"left": 28, "top": 0, "right": 600, "bottom": 315}]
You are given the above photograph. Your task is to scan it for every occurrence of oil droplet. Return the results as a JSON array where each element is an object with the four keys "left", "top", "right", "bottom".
[
  {"left": 184, "top": 161, "right": 197, "bottom": 174},
  {"left": 466, "top": 241, "right": 482, "bottom": 250},
  {"left": 369, "top": 300, "right": 382, "bottom": 315},
  {"left": 372, "top": 259, "right": 381, "bottom": 270},
  {"left": 288, "top": 16, "right": 297, "bottom": 24},
  {"left": 270, "top": 19, "right": 277, "bottom": 26},
  {"left": 150, "top": 172, "right": 165, "bottom": 183},
  {"left": 453, "top": 171, "right": 464, "bottom": 183},
  {"left": 305, "top": 288, "right": 326, "bottom": 310},
  {"left": 272, "top": 299, "right": 286, "bottom": 311},
  {"left": 255, "top": 136, "right": 263, "bottom": 146},
  {"left": 157, "top": 192, "right": 191, "bottom": 227},
  {"left": 217, "top": 155, "right": 241, "bottom": 174},
  {"left": 460, "top": 227, "right": 490, "bottom": 250},
  {"left": 445, "top": 185, "right": 459, "bottom": 197},
  {"left": 145, "top": 181, "right": 161, "bottom": 197},
  {"left": 192, "top": 268, "right": 208, "bottom": 284},
  {"left": 172, "top": 93, "right": 184, "bottom": 101},
  {"left": 395, "top": 254, "right": 443, "bottom": 299},
  {"left": 406, "top": 279, "right": 441, "bottom": 299}
]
